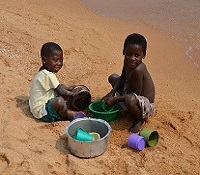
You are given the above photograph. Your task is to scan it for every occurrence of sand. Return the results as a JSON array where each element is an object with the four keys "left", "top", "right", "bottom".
[{"left": 0, "top": 0, "right": 199, "bottom": 174}]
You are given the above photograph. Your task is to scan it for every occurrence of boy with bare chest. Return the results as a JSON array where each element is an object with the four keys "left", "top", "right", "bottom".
[{"left": 102, "top": 33, "right": 155, "bottom": 132}]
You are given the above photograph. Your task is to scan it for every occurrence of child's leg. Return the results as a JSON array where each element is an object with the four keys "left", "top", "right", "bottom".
[
  {"left": 108, "top": 73, "right": 127, "bottom": 109},
  {"left": 108, "top": 73, "right": 119, "bottom": 87},
  {"left": 50, "top": 97, "right": 73, "bottom": 121},
  {"left": 50, "top": 97, "right": 86, "bottom": 121},
  {"left": 124, "top": 94, "right": 143, "bottom": 133},
  {"left": 108, "top": 74, "right": 124, "bottom": 95}
]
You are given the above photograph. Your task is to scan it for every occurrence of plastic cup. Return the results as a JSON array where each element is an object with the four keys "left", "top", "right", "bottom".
[
  {"left": 73, "top": 112, "right": 86, "bottom": 120},
  {"left": 73, "top": 128, "right": 93, "bottom": 142},
  {"left": 89, "top": 132, "right": 101, "bottom": 141},
  {"left": 127, "top": 134, "right": 146, "bottom": 151},
  {"left": 139, "top": 128, "right": 159, "bottom": 146},
  {"left": 102, "top": 102, "right": 114, "bottom": 112}
]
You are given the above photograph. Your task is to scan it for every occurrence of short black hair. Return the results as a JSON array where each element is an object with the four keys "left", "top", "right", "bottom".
[
  {"left": 123, "top": 33, "right": 147, "bottom": 56},
  {"left": 41, "top": 42, "right": 63, "bottom": 58}
]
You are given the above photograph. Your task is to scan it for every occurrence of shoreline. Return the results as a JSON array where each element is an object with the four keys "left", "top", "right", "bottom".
[
  {"left": 80, "top": 0, "right": 200, "bottom": 70},
  {"left": 0, "top": 0, "right": 200, "bottom": 174}
]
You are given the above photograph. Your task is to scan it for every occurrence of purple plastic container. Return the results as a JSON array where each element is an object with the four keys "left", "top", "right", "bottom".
[{"left": 128, "top": 134, "right": 146, "bottom": 151}]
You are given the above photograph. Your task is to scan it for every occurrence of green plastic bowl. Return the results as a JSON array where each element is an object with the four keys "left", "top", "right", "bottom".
[{"left": 88, "top": 101, "right": 121, "bottom": 122}]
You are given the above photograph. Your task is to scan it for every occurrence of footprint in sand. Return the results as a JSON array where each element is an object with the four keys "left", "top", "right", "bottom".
[{"left": 0, "top": 153, "right": 10, "bottom": 171}]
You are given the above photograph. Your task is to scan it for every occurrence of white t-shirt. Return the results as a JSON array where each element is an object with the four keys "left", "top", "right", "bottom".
[{"left": 29, "top": 69, "right": 60, "bottom": 119}]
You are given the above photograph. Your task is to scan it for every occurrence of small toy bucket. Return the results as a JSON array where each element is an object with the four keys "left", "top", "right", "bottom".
[
  {"left": 127, "top": 134, "right": 146, "bottom": 151},
  {"left": 139, "top": 128, "right": 159, "bottom": 146}
]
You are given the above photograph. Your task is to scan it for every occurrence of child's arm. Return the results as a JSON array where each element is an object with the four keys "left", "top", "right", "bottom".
[
  {"left": 60, "top": 84, "right": 76, "bottom": 91},
  {"left": 105, "top": 95, "right": 125, "bottom": 106},
  {"left": 130, "top": 68, "right": 143, "bottom": 95},
  {"left": 102, "top": 67, "right": 126, "bottom": 102},
  {"left": 55, "top": 84, "right": 79, "bottom": 100},
  {"left": 107, "top": 68, "right": 144, "bottom": 105},
  {"left": 105, "top": 76, "right": 123, "bottom": 98}
]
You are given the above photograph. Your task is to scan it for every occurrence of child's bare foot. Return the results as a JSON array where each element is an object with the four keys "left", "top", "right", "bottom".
[
  {"left": 60, "top": 114, "right": 73, "bottom": 121},
  {"left": 129, "top": 120, "right": 144, "bottom": 133}
]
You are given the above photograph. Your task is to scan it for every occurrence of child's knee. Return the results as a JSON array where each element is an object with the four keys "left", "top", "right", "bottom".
[
  {"left": 53, "top": 97, "right": 66, "bottom": 109},
  {"left": 124, "top": 94, "right": 137, "bottom": 108},
  {"left": 108, "top": 73, "right": 119, "bottom": 85}
]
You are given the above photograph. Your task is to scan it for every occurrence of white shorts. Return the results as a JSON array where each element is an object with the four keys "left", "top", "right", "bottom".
[{"left": 134, "top": 94, "right": 155, "bottom": 120}]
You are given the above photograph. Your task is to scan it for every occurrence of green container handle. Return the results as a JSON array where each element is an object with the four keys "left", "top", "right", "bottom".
[{"left": 102, "top": 102, "right": 114, "bottom": 112}]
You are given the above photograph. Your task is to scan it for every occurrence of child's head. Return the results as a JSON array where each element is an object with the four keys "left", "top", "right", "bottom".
[
  {"left": 123, "top": 33, "right": 147, "bottom": 56},
  {"left": 40, "top": 42, "right": 63, "bottom": 73}
]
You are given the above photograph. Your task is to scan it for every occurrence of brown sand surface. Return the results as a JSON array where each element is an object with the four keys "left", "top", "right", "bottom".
[{"left": 0, "top": 0, "right": 199, "bottom": 174}]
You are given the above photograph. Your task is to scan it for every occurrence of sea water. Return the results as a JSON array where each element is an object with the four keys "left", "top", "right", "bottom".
[{"left": 80, "top": 0, "right": 200, "bottom": 69}]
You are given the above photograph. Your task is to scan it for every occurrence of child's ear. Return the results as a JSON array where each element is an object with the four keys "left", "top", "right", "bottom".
[{"left": 41, "top": 56, "right": 46, "bottom": 63}]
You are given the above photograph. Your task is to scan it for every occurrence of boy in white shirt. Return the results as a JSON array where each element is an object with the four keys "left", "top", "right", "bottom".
[{"left": 29, "top": 42, "right": 86, "bottom": 122}]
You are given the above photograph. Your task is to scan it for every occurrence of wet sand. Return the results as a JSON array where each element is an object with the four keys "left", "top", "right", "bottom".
[
  {"left": 0, "top": 0, "right": 200, "bottom": 174},
  {"left": 80, "top": 0, "right": 200, "bottom": 69}
]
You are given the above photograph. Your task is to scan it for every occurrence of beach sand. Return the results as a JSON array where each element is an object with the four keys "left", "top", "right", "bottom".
[{"left": 0, "top": 0, "right": 199, "bottom": 174}]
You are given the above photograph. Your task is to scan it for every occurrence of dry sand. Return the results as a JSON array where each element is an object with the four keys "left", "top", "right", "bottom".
[{"left": 0, "top": 0, "right": 199, "bottom": 174}]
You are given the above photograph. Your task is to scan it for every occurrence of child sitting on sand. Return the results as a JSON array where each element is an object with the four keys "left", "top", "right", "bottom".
[
  {"left": 101, "top": 33, "right": 155, "bottom": 133},
  {"left": 29, "top": 42, "right": 86, "bottom": 122}
]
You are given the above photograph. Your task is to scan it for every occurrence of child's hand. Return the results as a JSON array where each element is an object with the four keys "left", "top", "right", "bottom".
[
  {"left": 104, "top": 96, "right": 116, "bottom": 106},
  {"left": 101, "top": 92, "right": 114, "bottom": 102},
  {"left": 101, "top": 96, "right": 108, "bottom": 103},
  {"left": 72, "top": 86, "right": 82, "bottom": 93},
  {"left": 70, "top": 86, "right": 82, "bottom": 97},
  {"left": 65, "top": 85, "right": 76, "bottom": 91}
]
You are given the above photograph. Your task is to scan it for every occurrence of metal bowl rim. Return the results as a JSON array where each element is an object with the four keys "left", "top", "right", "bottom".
[{"left": 66, "top": 118, "right": 111, "bottom": 141}]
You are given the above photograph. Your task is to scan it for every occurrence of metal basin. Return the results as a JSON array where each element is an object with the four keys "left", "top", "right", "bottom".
[{"left": 66, "top": 118, "right": 111, "bottom": 158}]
